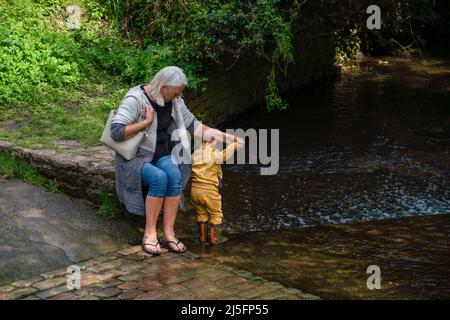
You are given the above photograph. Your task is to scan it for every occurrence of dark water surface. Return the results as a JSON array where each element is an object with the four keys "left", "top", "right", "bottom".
[
  {"left": 196, "top": 214, "right": 450, "bottom": 300},
  {"left": 217, "top": 56, "right": 449, "bottom": 232},
  {"left": 180, "top": 56, "right": 450, "bottom": 299}
]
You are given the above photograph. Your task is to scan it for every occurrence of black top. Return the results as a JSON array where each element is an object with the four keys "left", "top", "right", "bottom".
[{"left": 140, "top": 85, "right": 173, "bottom": 164}]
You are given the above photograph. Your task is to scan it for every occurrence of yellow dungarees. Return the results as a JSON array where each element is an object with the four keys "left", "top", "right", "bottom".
[{"left": 191, "top": 142, "right": 238, "bottom": 225}]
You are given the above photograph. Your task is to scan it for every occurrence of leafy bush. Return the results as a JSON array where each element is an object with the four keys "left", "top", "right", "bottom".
[
  {"left": 100, "top": 0, "right": 303, "bottom": 111},
  {"left": 0, "top": 0, "right": 182, "bottom": 111},
  {"left": 335, "top": 28, "right": 361, "bottom": 64},
  {"left": 0, "top": 1, "right": 81, "bottom": 106},
  {"left": 0, "top": 0, "right": 188, "bottom": 147}
]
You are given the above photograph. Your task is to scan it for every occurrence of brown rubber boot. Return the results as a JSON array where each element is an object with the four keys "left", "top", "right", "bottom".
[
  {"left": 208, "top": 223, "right": 227, "bottom": 245},
  {"left": 198, "top": 221, "right": 208, "bottom": 245}
]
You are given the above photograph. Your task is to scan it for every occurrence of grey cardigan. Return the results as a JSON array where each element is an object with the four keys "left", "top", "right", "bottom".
[{"left": 111, "top": 85, "right": 197, "bottom": 216}]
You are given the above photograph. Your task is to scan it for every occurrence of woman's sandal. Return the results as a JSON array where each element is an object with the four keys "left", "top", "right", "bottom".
[
  {"left": 160, "top": 238, "right": 187, "bottom": 254},
  {"left": 141, "top": 240, "right": 161, "bottom": 256}
]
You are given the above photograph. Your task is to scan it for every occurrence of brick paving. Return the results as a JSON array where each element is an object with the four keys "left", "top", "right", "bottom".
[{"left": 0, "top": 245, "right": 320, "bottom": 300}]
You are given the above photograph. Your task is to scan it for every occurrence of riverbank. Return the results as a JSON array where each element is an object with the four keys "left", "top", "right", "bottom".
[{"left": 0, "top": 140, "right": 116, "bottom": 208}]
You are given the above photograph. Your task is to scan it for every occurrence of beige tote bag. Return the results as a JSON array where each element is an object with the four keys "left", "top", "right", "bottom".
[{"left": 100, "top": 109, "right": 147, "bottom": 160}]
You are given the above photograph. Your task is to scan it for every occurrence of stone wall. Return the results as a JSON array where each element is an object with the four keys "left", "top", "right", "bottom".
[
  {"left": 185, "top": 28, "right": 338, "bottom": 127},
  {"left": 0, "top": 140, "right": 115, "bottom": 205}
]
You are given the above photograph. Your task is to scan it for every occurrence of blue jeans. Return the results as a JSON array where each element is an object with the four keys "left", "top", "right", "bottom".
[{"left": 141, "top": 155, "right": 182, "bottom": 198}]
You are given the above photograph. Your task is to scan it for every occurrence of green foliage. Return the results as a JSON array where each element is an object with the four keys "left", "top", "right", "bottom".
[
  {"left": 0, "top": 151, "right": 16, "bottom": 179},
  {"left": 335, "top": 29, "right": 361, "bottom": 64},
  {"left": 0, "top": 1, "right": 81, "bottom": 106},
  {"left": 0, "top": 150, "right": 59, "bottom": 192},
  {"left": 1, "top": 0, "right": 447, "bottom": 129},
  {"left": 265, "top": 66, "right": 288, "bottom": 112},
  {"left": 351, "top": 0, "right": 450, "bottom": 56},
  {"left": 98, "top": 190, "right": 123, "bottom": 218},
  {"left": 0, "top": 0, "right": 185, "bottom": 147},
  {"left": 0, "top": 0, "right": 181, "bottom": 105},
  {"left": 101, "top": 0, "right": 301, "bottom": 110},
  {"left": 382, "top": 0, "right": 450, "bottom": 50},
  {"left": 193, "top": 111, "right": 209, "bottom": 122}
]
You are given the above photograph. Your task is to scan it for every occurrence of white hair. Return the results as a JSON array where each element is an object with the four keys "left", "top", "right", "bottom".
[{"left": 149, "top": 66, "right": 188, "bottom": 105}]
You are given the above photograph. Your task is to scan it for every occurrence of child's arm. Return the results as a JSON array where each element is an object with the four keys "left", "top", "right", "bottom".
[{"left": 211, "top": 142, "right": 238, "bottom": 164}]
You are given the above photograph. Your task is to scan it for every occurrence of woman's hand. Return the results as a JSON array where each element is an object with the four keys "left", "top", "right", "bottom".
[
  {"left": 195, "top": 124, "right": 245, "bottom": 147},
  {"left": 124, "top": 105, "right": 154, "bottom": 139},
  {"left": 219, "top": 132, "right": 244, "bottom": 147},
  {"left": 233, "top": 136, "right": 245, "bottom": 149},
  {"left": 235, "top": 136, "right": 245, "bottom": 146},
  {"left": 226, "top": 133, "right": 244, "bottom": 145},
  {"left": 141, "top": 104, "right": 155, "bottom": 127}
]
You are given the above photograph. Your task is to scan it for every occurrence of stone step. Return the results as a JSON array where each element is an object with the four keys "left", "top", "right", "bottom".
[{"left": 0, "top": 245, "right": 320, "bottom": 300}]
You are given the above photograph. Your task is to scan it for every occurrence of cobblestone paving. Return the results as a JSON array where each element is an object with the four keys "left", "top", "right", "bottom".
[{"left": 0, "top": 245, "right": 320, "bottom": 300}]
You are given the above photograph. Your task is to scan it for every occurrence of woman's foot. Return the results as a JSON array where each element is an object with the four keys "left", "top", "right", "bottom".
[
  {"left": 142, "top": 236, "right": 161, "bottom": 256},
  {"left": 160, "top": 236, "right": 187, "bottom": 253}
]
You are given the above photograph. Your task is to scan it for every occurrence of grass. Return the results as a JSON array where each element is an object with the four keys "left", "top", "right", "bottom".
[
  {"left": 98, "top": 189, "right": 123, "bottom": 218},
  {"left": 0, "top": 80, "right": 128, "bottom": 150},
  {"left": 0, "top": 150, "right": 59, "bottom": 192}
]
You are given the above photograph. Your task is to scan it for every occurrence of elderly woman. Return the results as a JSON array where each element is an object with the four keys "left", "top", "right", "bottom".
[{"left": 110, "top": 66, "right": 242, "bottom": 255}]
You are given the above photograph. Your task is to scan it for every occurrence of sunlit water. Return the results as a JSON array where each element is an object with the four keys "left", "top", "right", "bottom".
[{"left": 216, "top": 56, "right": 450, "bottom": 233}]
